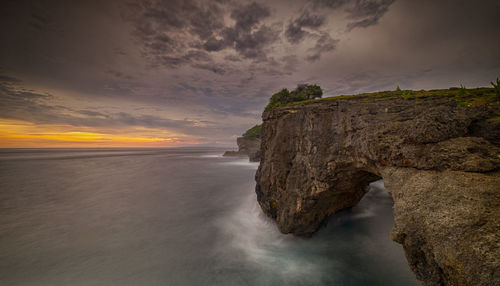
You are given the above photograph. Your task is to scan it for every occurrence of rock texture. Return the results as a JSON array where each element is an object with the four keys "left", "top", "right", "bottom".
[
  {"left": 255, "top": 94, "right": 500, "bottom": 285},
  {"left": 223, "top": 136, "right": 261, "bottom": 162}
]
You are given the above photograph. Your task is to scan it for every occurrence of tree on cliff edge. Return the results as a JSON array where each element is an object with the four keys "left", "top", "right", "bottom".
[{"left": 266, "top": 84, "right": 323, "bottom": 109}]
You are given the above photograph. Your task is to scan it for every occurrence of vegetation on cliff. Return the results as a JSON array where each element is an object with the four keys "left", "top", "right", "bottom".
[
  {"left": 264, "top": 81, "right": 499, "bottom": 110},
  {"left": 266, "top": 84, "right": 322, "bottom": 109},
  {"left": 492, "top": 77, "right": 500, "bottom": 100},
  {"left": 291, "top": 86, "right": 499, "bottom": 107},
  {"left": 242, "top": 124, "right": 262, "bottom": 138}
]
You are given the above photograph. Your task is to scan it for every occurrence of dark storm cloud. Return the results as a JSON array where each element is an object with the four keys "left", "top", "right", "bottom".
[
  {"left": 285, "top": 1, "right": 396, "bottom": 60},
  {"left": 306, "top": 33, "right": 339, "bottom": 62},
  {"left": 198, "top": 0, "right": 276, "bottom": 58},
  {"left": 218, "top": 1, "right": 278, "bottom": 59},
  {"left": 219, "top": 1, "right": 279, "bottom": 59},
  {"left": 192, "top": 63, "right": 227, "bottom": 75},
  {"left": 106, "top": 69, "right": 134, "bottom": 80},
  {"left": 130, "top": 0, "right": 279, "bottom": 70},
  {"left": 78, "top": 110, "right": 107, "bottom": 118},
  {"left": 0, "top": 76, "right": 58, "bottom": 123},
  {"left": 346, "top": 0, "right": 395, "bottom": 30},
  {"left": 314, "top": 0, "right": 349, "bottom": 9},
  {"left": 0, "top": 74, "right": 21, "bottom": 84},
  {"left": 221, "top": 24, "right": 278, "bottom": 59},
  {"left": 285, "top": 10, "right": 325, "bottom": 44},
  {"left": 158, "top": 50, "right": 212, "bottom": 68},
  {"left": 313, "top": 0, "right": 395, "bottom": 30},
  {"left": 0, "top": 75, "right": 51, "bottom": 102},
  {"left": 230, "top": 1, "right": 270, "bottom": 28},
  {"left": 129, "top": 0, "right": 226, "bottom": 69}
]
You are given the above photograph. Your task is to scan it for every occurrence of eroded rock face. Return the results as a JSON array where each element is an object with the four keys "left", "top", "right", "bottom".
[
  {"left": 223, "top": 136, "right": 260, "bottom": 162},
  {"left": 255, "top": 96, "right": 499, "bottom": 285}
]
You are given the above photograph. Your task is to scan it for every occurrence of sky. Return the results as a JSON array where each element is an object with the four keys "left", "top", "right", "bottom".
[{"left": 1, "top": 0, "right": 499, "bottom": 148}]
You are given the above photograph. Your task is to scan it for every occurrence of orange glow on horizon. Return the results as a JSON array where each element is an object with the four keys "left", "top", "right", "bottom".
[{"left": 0, "top": 119, "right": 200, "bottom": 148}]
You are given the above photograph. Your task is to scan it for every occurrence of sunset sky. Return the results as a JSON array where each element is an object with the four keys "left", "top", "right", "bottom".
[{"left": 1, "top": 0, "right": 499, "bottom": 147}]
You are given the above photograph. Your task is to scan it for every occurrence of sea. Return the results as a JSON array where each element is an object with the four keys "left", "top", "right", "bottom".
[{"left": 0, "top": 148, "right": 418, "bottom": 286}]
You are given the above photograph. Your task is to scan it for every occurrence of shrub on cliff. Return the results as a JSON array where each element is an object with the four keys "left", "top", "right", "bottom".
[
  {"left": 458, "top": 84, "right": 467, "bottom": 97},
  {"left": 266, "top": 84, "right": 323, "bottom": 109},
  {"left": 267, "top": 88, "right": 291, "bottom": 109},
  {"left": 401, "top": 90, "right": 413, "bottom": 100},
  {"left": 242, "top": 124, "right": 261, "bottom": 138},
  {"left": 294, "top": 84, "right": 323, "bottom": 100},
  {"left": 491, "top": 77, "right": 500, "bottom": 100}
]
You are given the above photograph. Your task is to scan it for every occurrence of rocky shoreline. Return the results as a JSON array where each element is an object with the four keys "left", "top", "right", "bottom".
[
  {"left": 223, "top": 136, "right": 261, "bottom": 162},
  {"left": 254, "top": 89, "right": 499, "bottom": 285}
]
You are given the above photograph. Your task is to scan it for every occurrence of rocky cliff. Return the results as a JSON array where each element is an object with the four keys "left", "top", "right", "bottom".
[
  {"left": 255, "top": 88, "right": 500, "bottom": 286},
  {"left": 223, "top": 136, "right": 261, "bottom": 161}
]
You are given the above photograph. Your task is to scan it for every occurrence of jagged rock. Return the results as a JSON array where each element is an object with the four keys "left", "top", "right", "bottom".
[
  {"left": 255, "top": 94, "right": 499, "bottom": 286},
  {"left": 223, "top": 136, "right": 261, "bottom": 162}
]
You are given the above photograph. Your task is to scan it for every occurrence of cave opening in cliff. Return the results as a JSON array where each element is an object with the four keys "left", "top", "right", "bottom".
[
  {"left": 328, "top": 169, "right": 383, "bottom": 210},
  {"left": 305, "top": 168, "right": 387, "bottom": 233},
  {"left": 320, "top": 177, "right": 397, "bottom": 239}
]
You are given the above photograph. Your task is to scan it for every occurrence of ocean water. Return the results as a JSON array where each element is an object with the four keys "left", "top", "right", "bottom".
[{"left": 0, "top": 148, "right": 418, "bottom": 286}]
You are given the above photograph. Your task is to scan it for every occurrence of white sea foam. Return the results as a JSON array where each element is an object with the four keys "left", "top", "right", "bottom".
[
  {"left": 218, "top": 159, "right": 259, "bottom": 169},
  {"left": 216, "top": 191, "right": 328, "bottom": 284},
  {"left": 199, "top": 154, "right": 224, "bottom": 158},
  {"left": 216, "top": 178, "right": 393, "bottom": 283},
  {"left": 347, "top": 180, "right": 390, "bottom": 220},
  {"left": 369, "top": 179, "right": 386, "bottom": 192}
]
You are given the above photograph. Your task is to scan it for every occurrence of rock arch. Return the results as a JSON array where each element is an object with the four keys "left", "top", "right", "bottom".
[{"left": 255, "top": 97, "right": 499, "bottom": 285}]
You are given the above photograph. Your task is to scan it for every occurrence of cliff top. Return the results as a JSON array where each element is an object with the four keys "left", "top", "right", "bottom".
[
  {"left": 256, "top": 85, "right": 500, "bottom": 284},
  {"left": 284, "top": 87, "right": 499, "bottom": 108},
  {"left": 241, "top": 124, "right": 262, "bottom": 138}
]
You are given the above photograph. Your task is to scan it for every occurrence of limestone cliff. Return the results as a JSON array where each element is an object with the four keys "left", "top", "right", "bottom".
[
  {"left": 255, "top": 88, "right": 500, "bottom": 286},
  {"left": 223, "top": 136, "right": 261, "bottom": 162}
]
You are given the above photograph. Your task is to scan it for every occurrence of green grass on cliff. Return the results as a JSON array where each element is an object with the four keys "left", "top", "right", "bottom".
[
  {"left": 284, "top": 87, "right": 499, "bottom": 108},
  {"left": 491, "top": 112, "right": 500, "bottom": 122},
  {"left": 242, "top": 124, "right": 262, "bottom": 138}
]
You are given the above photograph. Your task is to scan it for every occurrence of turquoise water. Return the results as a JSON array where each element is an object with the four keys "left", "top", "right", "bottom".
[{"left": 0, "top": 148, "right": 418, "bottom": 285}]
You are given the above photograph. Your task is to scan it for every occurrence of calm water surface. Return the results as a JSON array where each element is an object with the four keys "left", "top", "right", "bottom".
[{"left": 0, "top": 148, "right": 418, "bottom": 285}]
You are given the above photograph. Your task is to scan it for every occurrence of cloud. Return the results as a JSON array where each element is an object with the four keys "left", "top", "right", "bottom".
[
  {"left": 192, "top": 63, "right": 227, "bottom": 75},
  {"left": 281, "top": 55, "right": 300, "bottom": 73},
  {"left": 106, "top": 69, "right": 134, "bottom": 80},
  {"left": 230, "top": 2, "right": 271, "bottom": 29},
  {"left": 346, "top": 0, "right": 395, "bottom": 31},
  {"left": 221, "top": 24, "right": 278, "bottom": 60},
  {"left": 0, "top": 75, "right": 210, "bottom": 134},
  {"left": 129, "top": 0, "right": 280, "bottom": 71},
  {"left": 0, "top": 74, "right": 21, "bottom": 84},
  {"left": 0, "top": 77, "right": 59, "bottom": 124},
  {"left": 285, "top": 10, "right": 325, "bottom": 44},
  {"left": 129, "top": 0, "right": 226, "bottom": 69},
  {"left": 313, "top": 0, "right": 395, "bottom": 31},
  {"left": 130, "top": 0, "right": 394, "bottom": 71},
  {"left": 313, "top": 0, "right": 349, "bottom": 9},
  {"left": 306, "top": 33, "right": 339, "bottom": 62},
  {"left": 200, "top": 1, "right": 280, "bottom": 60}
]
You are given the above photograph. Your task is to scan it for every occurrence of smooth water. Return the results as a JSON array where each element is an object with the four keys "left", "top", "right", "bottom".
[{"left": 0, "top": 148, "right": 418, "bottom": 286}]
